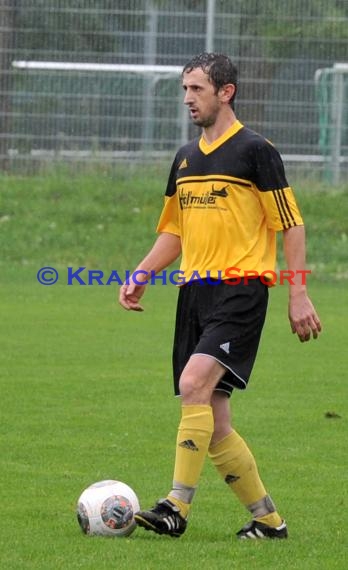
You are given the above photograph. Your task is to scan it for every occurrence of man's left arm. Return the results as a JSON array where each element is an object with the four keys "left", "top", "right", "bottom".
[{"left": 283, "top": 226, "right": 322, "bottom": 342}]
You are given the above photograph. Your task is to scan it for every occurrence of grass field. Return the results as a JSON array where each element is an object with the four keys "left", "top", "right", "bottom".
[{"left": 0, "top": 171, "right": 347, "bottom": 569}]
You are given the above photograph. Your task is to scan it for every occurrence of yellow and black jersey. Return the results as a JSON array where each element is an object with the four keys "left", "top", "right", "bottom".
[{"left": 156, "top": 120, "right": 303, "bottom": 281}]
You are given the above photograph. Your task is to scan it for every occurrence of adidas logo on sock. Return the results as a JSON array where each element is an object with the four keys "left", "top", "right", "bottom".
[{"left": 179, "top": 439, "right": 199, "bottom": 451}]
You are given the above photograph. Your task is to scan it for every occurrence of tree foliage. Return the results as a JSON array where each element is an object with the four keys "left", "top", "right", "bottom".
[{"left": 7, "top": 0, "right": 348, "bottom": 63}]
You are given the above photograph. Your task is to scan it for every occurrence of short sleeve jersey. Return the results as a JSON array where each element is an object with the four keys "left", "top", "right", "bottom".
[{"left": 156, "top": 120, "right": 303, "bottom": 281}]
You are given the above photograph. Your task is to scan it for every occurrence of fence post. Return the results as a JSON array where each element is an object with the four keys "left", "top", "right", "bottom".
[
  {"left": 331, "top": 70, "right": 344, "bottom": 185},
  {"left": 0, "top": 0, "right": 16, "bottom": 170},
  {"left": 143, "top": 0, "right": 158, "bottom": 153},
  {"left": 205, "top": 0, "right": 215, "bottom": 52}
]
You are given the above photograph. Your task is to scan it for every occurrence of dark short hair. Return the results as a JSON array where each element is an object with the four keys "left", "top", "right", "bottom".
[{"left": 182, "top": 52, "right": 238, "bottom": 106}]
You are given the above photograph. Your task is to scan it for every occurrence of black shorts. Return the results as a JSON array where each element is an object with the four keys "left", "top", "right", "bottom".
[{"left": 172, "top": 278, "right": 269, "bottom": 397}]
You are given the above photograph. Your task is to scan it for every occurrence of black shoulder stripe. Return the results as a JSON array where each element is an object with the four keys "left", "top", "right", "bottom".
[
  {"left": 272, "top": 189, "right": 297, "bottom": 229},
  {"left": 272, "top": 190, "right": 287, "bottom": 228},
  {"left": 278, "top": 189, "right": 297, "bottom": 227}
]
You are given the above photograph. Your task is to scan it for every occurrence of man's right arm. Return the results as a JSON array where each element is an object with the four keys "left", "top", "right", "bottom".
[{"left": 119, "top": 232, "right": 181, "bottom": 311}]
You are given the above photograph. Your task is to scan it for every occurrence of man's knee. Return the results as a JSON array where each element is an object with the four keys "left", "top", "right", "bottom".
[
  {"left": 179, "top": 374, "right": 211, "bottom": 404},
  {"left": 179, "top": 354, "right": 226, "bottom": 404}
]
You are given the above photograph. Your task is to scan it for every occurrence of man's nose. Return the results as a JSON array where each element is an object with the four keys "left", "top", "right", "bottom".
[{"left": 184, "top": 89, "right": 193, "bottom": 105}]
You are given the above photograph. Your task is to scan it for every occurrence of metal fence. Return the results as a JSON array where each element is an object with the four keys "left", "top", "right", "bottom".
[{"left": 0, "top": 0, "right": 347, "bottom": 181}]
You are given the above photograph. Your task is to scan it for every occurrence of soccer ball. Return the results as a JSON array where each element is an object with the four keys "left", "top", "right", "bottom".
[{"left": 76, "top": 479, "right": 140, "bottom": 537}]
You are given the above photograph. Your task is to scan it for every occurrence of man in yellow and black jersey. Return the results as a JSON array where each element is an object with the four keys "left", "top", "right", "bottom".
[
  {"left": 119, "top": 53, "right": 321, "bottom": 540},
  {"left": 158, "top": 119, "right": 303, "bottom": 282}
]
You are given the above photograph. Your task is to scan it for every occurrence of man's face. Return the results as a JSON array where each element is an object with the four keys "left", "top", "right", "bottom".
[{"left": 182, "top": 67, "right": 222, "bottom": 128}]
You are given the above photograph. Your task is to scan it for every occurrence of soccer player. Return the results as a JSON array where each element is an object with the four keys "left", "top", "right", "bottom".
[{"left": 119, "top": 52, "right": 321, "bottom": 539}]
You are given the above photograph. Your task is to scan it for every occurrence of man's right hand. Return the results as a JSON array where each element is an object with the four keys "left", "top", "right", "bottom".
[{"left": 119, "top": 281, "right": 146, "bottom": 311}]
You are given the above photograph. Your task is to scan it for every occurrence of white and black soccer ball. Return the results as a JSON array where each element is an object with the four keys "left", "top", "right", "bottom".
[{"left": 76, "top": 479, "right": 140, "bottom": 537}]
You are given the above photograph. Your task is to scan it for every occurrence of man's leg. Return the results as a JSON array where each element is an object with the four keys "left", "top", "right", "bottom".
[
  {"left": 135, "top": 355, "right": 225, "bottom": 536},
  {"left": 208, "top": 392, "right": 287, "bottom": 539}
]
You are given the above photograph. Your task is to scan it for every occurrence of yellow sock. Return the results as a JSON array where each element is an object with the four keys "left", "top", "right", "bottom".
[
  {"left": 208, "top": 430, "right": 282, "bottom": 526},
  {"left": 254, "top": 512, "right": 282, "bottom": 528},
  {"left": 167, "top": 404, "right": 214, "bottom": 518},
  {"left": 167, "top": 496, "right": 191, "bottom": 519}
]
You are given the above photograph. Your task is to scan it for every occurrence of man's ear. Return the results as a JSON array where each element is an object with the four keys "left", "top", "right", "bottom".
[{"left": 219, "top": 83, "right": 236, "bottom": 103}]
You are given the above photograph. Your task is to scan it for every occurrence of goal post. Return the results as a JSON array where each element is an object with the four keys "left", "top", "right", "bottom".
[
  {"left": 12, "top": 59, "right": 347, "bottom": 180},
  {"left": 11, "top": 60, "right": 188, "bottom": 156},
  {"left": 12, "top": 61, "right": 183, "bottom": 74},
  {"left": 315, "top": 62, "right": 348, "bottom": 185}
]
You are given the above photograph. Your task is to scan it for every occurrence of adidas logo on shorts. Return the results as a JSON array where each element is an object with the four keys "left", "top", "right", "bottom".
[{"left": 220, "top": 342, "right": 230, "bottom": 354}]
